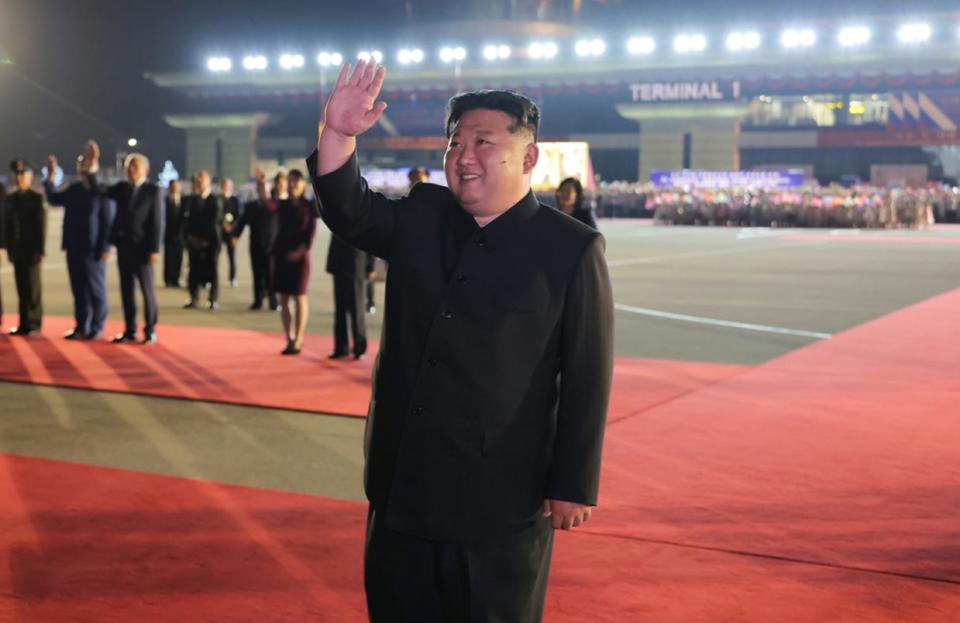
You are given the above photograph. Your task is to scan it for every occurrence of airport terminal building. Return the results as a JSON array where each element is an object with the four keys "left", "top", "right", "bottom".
[{"left": 145, "top": 12, "right": 960, "bottom": 185}]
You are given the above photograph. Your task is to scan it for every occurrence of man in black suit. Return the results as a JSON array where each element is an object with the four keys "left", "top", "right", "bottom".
[
  {"left": 0, "top": 182, "right": 5, "bottom": 326},
  {"left": 163, "top": 179, "right": 185, "bottom": 287},
  {"left": 325, "top": 233, "right": 373, "bottom": 359},
  {"left": 219, "top": 177, "right": 241, "bottom": 288},
  {"left": 4, "top": 159, "right": 47, "bottom": 336},
  {"left": 43, "top": 144, "right": 116, "bottom": 340},
  {"left": 235, "top": 170, "right": 280, "bottom": 311},
  {"left": 106, "top": 153, "right": 163, "bottom": 344},
  {"left": 183, "top": 170, "right": 223, "bottom": 310},
  {"left": 310, "top": 64, "right": 613, "bottom": 622}
]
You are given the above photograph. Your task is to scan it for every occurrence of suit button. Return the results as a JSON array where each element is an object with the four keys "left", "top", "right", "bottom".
[
  {"left": 474, "top": 235, "right": 486, "bottom": 247},
  {"left": 456, "top": 273, "right": 468, "bottom": 284},
  {"left": 412, "top": 405, "right": 424, "bottom": 416},
  {"left": 441, "top": 309, "right": 453, "bottom": 319}
]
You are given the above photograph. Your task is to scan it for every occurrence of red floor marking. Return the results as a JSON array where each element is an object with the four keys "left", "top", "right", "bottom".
[
  {"left": 0, "top": 315, "right": 748, "bottom": 420},
  {"left": 778, "top": 233, "right": 960, "bottom": 244},
  {"left": 594, "top": 288, "right": 960, "bottom": 583}
]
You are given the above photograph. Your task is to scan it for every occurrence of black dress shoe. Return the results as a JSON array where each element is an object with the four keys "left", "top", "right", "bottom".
[
  {"left": 353, "top": 353, "right": 366, "bottom": 361},
  {"left": 142, "top": 333, "right": 158, "bottom": 345},
  {"left": 328, "top": 351, "right": 350, "bottom": 360},
  {"left": 182, "top": 300, "right": 198, "bottom": 309},
  {"left": 248, "top": 303, "right": 263, "bottom": 311},
  {"left": 64, "top": 328, "right": 85, "bottom": 340},
  {"left": 282, "top": 344, "right": 302, "bottom": 355},
  {"left": 207, "top": 301, "right": 219, "bottom": 310},
  {"left": 8, "top": 326, "right": 35, "bottom": 336},
  {"left": 112, "top": 333, "right": 137, "bottom": 343},
  {"left": 85, "top": 331, "right": 103, "bottom": 341}
]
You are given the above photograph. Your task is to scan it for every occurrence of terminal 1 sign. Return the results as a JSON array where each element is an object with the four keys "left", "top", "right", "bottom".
[{"left": 629, "top": 80, "right": 742, "bottom": 102}]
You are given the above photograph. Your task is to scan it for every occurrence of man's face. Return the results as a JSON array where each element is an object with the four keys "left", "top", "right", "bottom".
[
  {"left": 169, "top": 181, "right": 181, "bottom": 197},
  {"left": 443, "top": 109, "right": 537, "bottom": 219},
  {"left": 196, "top": 171, "right": 211, "bottom": 194},
  {"left": 14, "top": 170, "right": 32, "bottom": 191},
  {"left": 274, "top": 175, "right": 288, "bottom": 196},
  {"left": 127, "top": 157, "right": 147, "bottom": 183},
  {"left": 220, "top": 178, "right": 233, "bottom": 197}
]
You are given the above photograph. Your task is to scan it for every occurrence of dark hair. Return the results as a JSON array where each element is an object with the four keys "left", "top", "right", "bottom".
[
  {"left": 445, "top": 90, "right": 540, "bottom": 142},
  {"left": 287, "top": 169, "right": 304, "bottom": 182},
  {"left": 408, "top": 166, "right": 428, "bottom": 181},
  {"left": 556, "top": 177, "right": 584, "bottom": 209}
]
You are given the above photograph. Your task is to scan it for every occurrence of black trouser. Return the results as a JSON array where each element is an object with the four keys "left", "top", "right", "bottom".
[
  {"left": 66, "top": 250, "right": 108, "bottom": 335},
  {"left": 333, "top": 275, "right": 366, "bottom": 356},
  {"left": 366, "top": 279, "right": 375, "bottom": 310},
  {"left": 13, "top": 259, "right": 42, "bottom": 331},
  {"left": 117, "top": 247, "right": 157, "bottom": 336},
  {"left": 250, "top": 246, "right": 276, "bottom": 308},
  {"left": 365, "top": 507, "right": 554, "bottom": 623},
  {"left": 225, "top": 239, "right": 237, "bottom": 282},
  {"left": 163, "top": 239, "right": 184, "bottom": 286},
  {"left": 187, "top": 247, "right": 219, "bottom": 303}
]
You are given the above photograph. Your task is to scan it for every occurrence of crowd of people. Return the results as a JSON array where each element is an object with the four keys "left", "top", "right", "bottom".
[{"left": 584, "top": 181, "right": 960, "bottom": 228}]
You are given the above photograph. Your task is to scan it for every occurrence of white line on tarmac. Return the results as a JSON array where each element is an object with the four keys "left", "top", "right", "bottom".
[
  {"left": 607, "top": 246, "right": 767, "bottom": 267},
  {"left": 614, "top": 303, "right": 833, "bottom": 340}
]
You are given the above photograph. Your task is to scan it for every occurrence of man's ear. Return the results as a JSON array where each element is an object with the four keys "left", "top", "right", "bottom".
[{"left": 522, "top": 143, "right": 539, "bottom": 174}]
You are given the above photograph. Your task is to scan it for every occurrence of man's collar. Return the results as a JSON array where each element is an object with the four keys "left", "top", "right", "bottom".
[{"left": 474, "top": 190, "right": 538, "bottom": 232}]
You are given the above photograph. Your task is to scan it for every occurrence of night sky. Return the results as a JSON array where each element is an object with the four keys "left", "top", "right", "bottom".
[{"left": 1, "top": 0, "right": 955, "bottom": 180}]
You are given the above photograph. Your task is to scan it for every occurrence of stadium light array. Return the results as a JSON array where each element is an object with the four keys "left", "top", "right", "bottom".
[
  {"left": 780, "top": 28, "right": 817, "bottom": 49},
  {"left": 242, "top": 54, "right": 268, "bottom": 71},
  {"left": 397, "top": 48, "right": 425, "bottom": 65},
  {"left": 357, "top": 50, "right": 384, "bottom": 64},
  {"left": 316, "top": 51, "right": 343, "bottom": 67},
  {"left": 439, "top": 46, "right": 467, "bottom": 63},
  {"left": 726, "top": 31, "right": 761, "bottom": 51},
  {"left": 279, "top": 53, "right": 305, "bottom": 70},
  {"left": 897, "top": 23, "right": 931, "bottom": 44},
  {"left": 206, "top": 56, "right": 232, "bottom": 72},
  {"left": 527, "top": 41, "right": 559, "bottom": 60},
  {"left": 626, "top": 36, "right": 656, "bottom": 55},
  {"left": 673, "top": 33, "right": 707, "bottom": 53},
  {"left": 574, "top": 38, "right": 606, "bottom": 57},
  {"left": 482, "top": 44, "right": 511, "bottom": 61},
  {"left": 837, "top": 26, "right": 871, "bottom": 47}
]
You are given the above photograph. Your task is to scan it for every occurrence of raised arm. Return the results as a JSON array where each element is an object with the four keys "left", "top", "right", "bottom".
[
  {"left": 309, "top": 60, "right": 398, "bottom": 260},
  {"left": 42, "top": 154, "right": 70, "bottom": 206},
  {"left": 316, "top": 60, "right": 387, "bottom": 176}
]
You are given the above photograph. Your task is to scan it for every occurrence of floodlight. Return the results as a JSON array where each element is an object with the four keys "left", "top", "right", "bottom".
[
  {"left": 673, "top": 33, "right": 707, "bottom": 53},
  {"left": 528, "top": 41, "right": 558, "bottom": 59},
  {"left": 279, "top": 53, "right": 305, "bottom": 70},
  {"left": 726, "top": 31, "right": 761, "bottom": 51},
  {"left": 439, "top": 46, "right": 467, "bottom": 63},
  {"left": 780, "top": 28, "right": 816, "bottom": 49},
  {"left": 626, "top": 36, "right": 656, "bottom": 55},
  {"left": 357, "top": 50, "right": 383, "bottom": 63},
  {"left": 897, "top": 23, "right": 931, "bottom": 44},
  {"left": 483, "top": 44, "right": 511, "bottom": 60},
  {"left": 398, "top": 48, "right": 424, "bottom": 64},
  {"left": 837, "top": 26, "right": 871, "bottom": 47},
  {"left": 242, "top": 55, "right": 268, "bottom": 71},
  {"left": 575, "top": 38, "right": 606, "bottom": 57},
  {"left": 206, "top": 56, "right": 232, "bottom": 72},
  {"left": 316, "top": 51, "right": 343, "bottom": 67}
]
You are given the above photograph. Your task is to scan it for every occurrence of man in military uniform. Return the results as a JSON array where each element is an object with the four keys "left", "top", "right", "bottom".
[
  {"left": 219, "top": 177, "right": 241, "bottom": 288},
  {"left": 183, "top": 170, "right": 223, "bottom": 310},
  {"left": 4, "top": 159, "right": 47, "bottom": 335},
  {"left": 43, "top": 143, "right": 116, "bottom": 340},
  {"left": 163, "top": 179, "right": 185, "bottom": 287}
]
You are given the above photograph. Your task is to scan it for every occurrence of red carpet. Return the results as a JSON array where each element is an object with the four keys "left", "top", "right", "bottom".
[
  {"left": 0, "top": 315, "right": 746, "bottom": 419},
  {"left": 3, "top": 454, "right": 957, "bottom": 623},
  {"left": 592, "top": 288, "right": 960, "bottom": 585}
]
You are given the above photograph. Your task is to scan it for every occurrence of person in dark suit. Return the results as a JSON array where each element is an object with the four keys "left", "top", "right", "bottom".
[
  {"left": 106, "top": 153, "right": 163, "bottom": 344},
  {"left": 310, "top": 65, "right": 613, "bottom": 622},
  {"left": 325, "top": 233, "right": 373, "bottom": 359},
  {"left": 163, "top": 179, "right": 185, "bottom": 287},
  {"left": 183, "top": 170, "right": 223, "bottom": 310},
  {"left": 554, "top": 177, "right": 598, "bottom": 230},
  {"left": 4, "top": 159, "right": 48, "bottom": 336},
  {"left": 265, "top": 169, "right": 316, "bottom": 355},
  {"left": 43, "top": 144, "right": 116, "bottom": 340},
  {"left": 236, "top": 171, "right": 280, "bottom": 311},
  {"left": 219, "top": 177, "right": 241, "bottom": 288},
  {"left": 0, "top": 182, "right": 6, "bottom": 327}
]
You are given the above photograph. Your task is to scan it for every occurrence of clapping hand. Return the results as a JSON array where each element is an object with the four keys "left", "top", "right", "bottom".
[
  {"left": 321, "top": 60, "right": 387, "bottom": 139},
  {"left": 45, "top": 154, "right": 58, "bottom": 182}
]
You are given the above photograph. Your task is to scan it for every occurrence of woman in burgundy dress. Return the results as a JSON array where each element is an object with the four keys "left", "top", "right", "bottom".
[{"left": 262, "top": 169, "right": 316, "bottom": 354}]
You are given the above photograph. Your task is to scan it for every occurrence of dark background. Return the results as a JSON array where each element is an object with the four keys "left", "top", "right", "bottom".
[{"left": 1, "top": 0, "right": 953, "bottom": 179}]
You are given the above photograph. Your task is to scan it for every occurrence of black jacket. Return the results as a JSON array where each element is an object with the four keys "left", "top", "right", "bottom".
[
  {"left": 325, "top": 233, "right": 375, "bottom": 278},
  {"left": 3, "top": 189, "right": 47, "bottom": 262},
  {"left": 107, "top": 181, "right": 163, "bottom": 257},
  {"left": 309, "top": 151, "right": 614, "bottom": 543},
  {"left": 235, "top": 199, "right": 279, "bottom": 254},
  {"left": 164, "top": 194, "right": 184, "bottom": 245},
  {"left": 44, "top": 178, "right": 115, "bottom": 256},
  {"left": 184, "top": 194, "right": 223, "bottom": 250}
]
